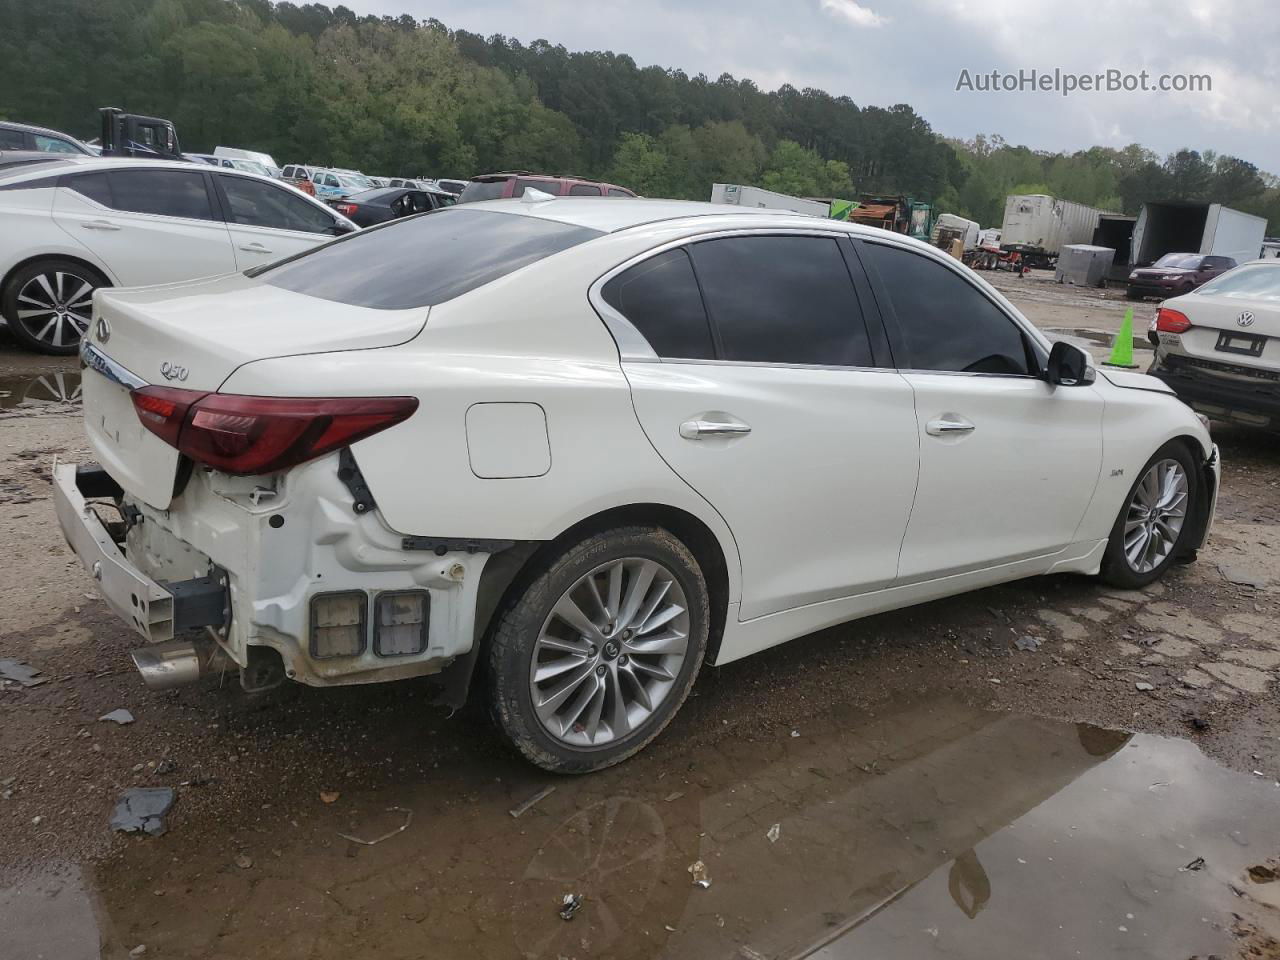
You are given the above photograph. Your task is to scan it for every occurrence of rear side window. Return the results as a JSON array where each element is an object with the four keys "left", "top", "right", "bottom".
[
  {"left": 514, "top": 178, "right": 561, "bottom": 197},
  {"left": 217, "top": 175, "right": 335, "bottom": 234},
  {"left": 0, "top": 128, "right": 25, "bottom": 149},
  {"left": 569, "top": 184, "right": 601, "bottom": 196},
  {"left": 108, "top": 169, "right": 216, "bottom": 221},
  {"left": 33, "top": 134, "right": 81, "bottom": 154},
  {"left": 861, "top": 241, "right": 1032, "bottom": 375},
  {"left": 66, "top": 172, "right": 112, "bottom": 206},
  {"left": 689, "top": 235, "right": 873, "bottom": 366},
  {"left": 458, "top": 180, "right": 505, "bottom": 203},
  {"left": 601, "top": 249, "right": 714, "bottom": 360},
  {"left": 258, "top": 208, "right": 603, "bottom": 309}
]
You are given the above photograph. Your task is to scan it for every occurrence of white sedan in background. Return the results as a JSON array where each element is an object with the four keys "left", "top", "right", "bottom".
[
  {"left": 55, "top": 198, "right": 1218, "bottom": 772},
  {"left": 1148, "top": 259, "right": 1280, "bottom": 429},
  {"left": 0, "top": 157, "right": 356, "bottom": 353}
]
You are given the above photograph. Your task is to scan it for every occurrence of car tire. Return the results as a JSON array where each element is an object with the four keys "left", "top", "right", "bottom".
[
  {"left": 1099, "top": 440, "right": 1200, "bottom": 589},
  {"left": 487, "top": 525, "right": 710, "bottom": 773},
  {"left": 1, "top": 259, "right": 106, "bottom": 355}
]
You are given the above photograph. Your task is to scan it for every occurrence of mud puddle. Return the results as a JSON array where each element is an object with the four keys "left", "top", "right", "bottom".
[
  {"left": 3, "top": 697, "right": 1278, "bottom": 959},
  {"left": 0, "top": 371, "right": 82, "bottom": 410}
]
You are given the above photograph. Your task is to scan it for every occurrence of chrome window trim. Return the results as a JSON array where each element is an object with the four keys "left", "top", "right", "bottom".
[
  {"left": 81, "top": 341, "right": 147, "bottom": 390},
  {"left": 587, "top": 226, "right": 873, "bottom": 367}
]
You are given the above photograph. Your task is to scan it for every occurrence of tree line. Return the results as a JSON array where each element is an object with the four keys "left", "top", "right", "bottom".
[{"left": 1, "top": 0, "right": 1275, "bottom": 232}]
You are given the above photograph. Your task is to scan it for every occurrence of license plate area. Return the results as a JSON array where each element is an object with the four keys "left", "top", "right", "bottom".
[{"left": 1215, "top": 330, "right": 1266, "bottom": 357}]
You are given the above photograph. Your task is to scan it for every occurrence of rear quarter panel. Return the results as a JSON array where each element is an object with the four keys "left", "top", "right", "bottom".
[{"left": 219, "top": 230, "right": 745, "bottom": 600}]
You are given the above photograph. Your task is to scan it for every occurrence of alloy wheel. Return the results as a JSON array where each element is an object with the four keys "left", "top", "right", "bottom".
[
  {"left": 1123, "top": 458, "right": 1188, "bottom": 573},
  {"left": 530, "top": 557, "right": 690, "bottom": 748},
  {"left": 14, "top": 270, "right": 95, "bottom": 349}
]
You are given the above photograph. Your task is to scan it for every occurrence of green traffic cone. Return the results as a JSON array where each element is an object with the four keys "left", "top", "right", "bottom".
[{"left": 1105, "top": 307, "right": 1140, "bottom": 368}]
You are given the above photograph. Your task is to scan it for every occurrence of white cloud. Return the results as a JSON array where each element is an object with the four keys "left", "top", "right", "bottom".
[{"left": 818, "top": 0, "right": 887, "bottom": 27}]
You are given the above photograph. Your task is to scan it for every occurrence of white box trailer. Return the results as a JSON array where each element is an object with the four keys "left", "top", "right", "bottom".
[
  {"left": 710, "top": 183, "right": 829, "bottom": 218},
  {"left": 1131, "top": 201, "right": 1267, "bottom": 267},
  {"left": 999, "top": 194, "right": 1108, "bottom": 267}
]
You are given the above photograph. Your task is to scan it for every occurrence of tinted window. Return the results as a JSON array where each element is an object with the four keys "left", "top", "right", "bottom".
[
  {"left": 218, "top": 175, "right": 335, "bottom": 233},
  {"left": 601, "top": 249, "right": 714, "bottom": 360},
  {"left": 514, "top": 178, "right": 561, "bottom": 197},
  {"left": 0, "top": 128, "right": 25, "bottom": 149},
  {"left": 861, "top": 242, "right": 1031, "bottom": 375},
  {"left": 607, "top": 188, "right": 633, "bottom": 198},
  {"left": 458, "top": 180, "right": 505, "bottom": 203},
  {"left": 569, "top": 184, "right": 602, "bottom": 196},
  {"left": 689, "top": 235, "right": 872, "bottom": 366},
  {"left": 66, "top": 172, "right": 112, "bottom": 206},
  {"left": 259, "top": 208, "right": 602, "bottom": 309},
  {"left": 108, "top": 170, "right": 215, "bottom": 220}
]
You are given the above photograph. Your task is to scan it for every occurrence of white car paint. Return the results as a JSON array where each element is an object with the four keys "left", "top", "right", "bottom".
[
  {"left": 0, "top": 157, "right": 355, "bottom": 350},
  {"left": 55, "top": 199, "right": 1217, "bottom": 700}
]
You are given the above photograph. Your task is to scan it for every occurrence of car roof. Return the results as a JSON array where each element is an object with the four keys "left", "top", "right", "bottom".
[
  {"left": 462, "top": 196, "right": 877, "bottom": 237},
  {"left": 0, "top": 119, "right": 83, "bottom": 140},
  {"left": 0, "top": 156, "right": 289, "bottom": 186}
]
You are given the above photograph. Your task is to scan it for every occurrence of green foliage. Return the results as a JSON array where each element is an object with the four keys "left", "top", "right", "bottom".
[{"left": 0, "top": 0, "right": 1273, "bottom": 231}]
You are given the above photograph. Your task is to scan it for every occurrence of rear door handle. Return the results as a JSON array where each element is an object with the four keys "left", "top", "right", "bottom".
[
  {"left": 926, "top": 417, "right": 975, "bottom": 436},
  {"left": 679, "top": 418, "right": 752, "bottom": 440},
  {"left": 81, "top": 219, "right": 120, "bottom": 231},
  {"left": 239, "top": 242, "right": 272, "bottom": 254}
]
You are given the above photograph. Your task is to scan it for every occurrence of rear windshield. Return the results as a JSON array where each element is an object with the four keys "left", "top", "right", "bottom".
[
  {"left": 257, "top": 208, "right": 603, "bottom": 309},
  {"left": 458, "top": 180, "right": 506, "bottom": 203},
  {"left": 1198, "top": 265, "right": 1280, "bottom": 301}
]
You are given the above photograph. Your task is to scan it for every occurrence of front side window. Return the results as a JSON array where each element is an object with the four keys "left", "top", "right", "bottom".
[
  {"left": 601, "top": 248, "right": 714, "bottom": 360},
  {"left": 33, "top": 134, "right": 82, "bottom": 154},
  {"left": 607, "top": 188, "right": 634, "bottom": 198},
  {"left": 0, "top": 128, "right": 26, "bottom": 149},
  {"left": 258, "top": 208, "right": 602, "bottom": 309},
  {"left": 861, "top": 241, "right": 1032, "bottom": 376},
  {"left": 218, "top": 174, "right": 335, "bottom": 234},
  {"left": 690, "top": 235, "right": 873, "bottom": 366},
  {"left": 107, "top": 169, "right": 216, "bottom": 221}
]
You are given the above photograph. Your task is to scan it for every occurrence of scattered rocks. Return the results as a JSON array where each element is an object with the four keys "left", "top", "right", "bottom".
[{"left": 99, "top": 709, "right": 135, "bottom": 725}]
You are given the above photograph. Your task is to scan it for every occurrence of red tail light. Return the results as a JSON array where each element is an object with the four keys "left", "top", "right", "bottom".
[
  {"left": 1155, "top": 307, "right": 1192, "bottom": 334},
  {"left": 132, "top": 388, "right": 417, "bottom": 475},
  {"left": 334, "top": 203, "right": 358, "bottom": 216}
]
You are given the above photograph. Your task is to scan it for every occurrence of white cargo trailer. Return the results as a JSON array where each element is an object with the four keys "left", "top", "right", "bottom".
[
  {"left": 1000, "top": 194, "right": 1109, "bottom": 268},
  {"left": 1131, "top": 201, "right": 1267, "bottom": 267},
  {"left": 710, "top": 183, "right": 829, "bottom": 218},
  {"left": 931, "top": 213, "right": 981, "bottom": 251}
]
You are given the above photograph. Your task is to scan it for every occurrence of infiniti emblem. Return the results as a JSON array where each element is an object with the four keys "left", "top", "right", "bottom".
[
  {"left": 1238, "top": 311, "right": 1256, "bottom": 327},
  {"left": 160, "top": 361, "right": 189, "bottom": 382},
  {"left": 95, "top": 316, "right": 111, "bottom": 343}
]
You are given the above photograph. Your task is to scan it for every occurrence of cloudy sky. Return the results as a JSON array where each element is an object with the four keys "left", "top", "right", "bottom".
[{"left": 359, "top": 0, "right": 1280, "bottom": 171}]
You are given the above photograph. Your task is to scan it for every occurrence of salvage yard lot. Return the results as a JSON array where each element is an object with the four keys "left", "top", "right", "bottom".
[{"left": 2, "top": 272, "right": 1279, "bottom": 958}]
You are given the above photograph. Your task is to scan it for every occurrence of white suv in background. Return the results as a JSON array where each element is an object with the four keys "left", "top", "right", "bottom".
[
  {"left": 55, "top": 199, "right": 1218, "bottom": 773},
  {"left": 0, "top": 157, "right": 356, "bottom": 353}
]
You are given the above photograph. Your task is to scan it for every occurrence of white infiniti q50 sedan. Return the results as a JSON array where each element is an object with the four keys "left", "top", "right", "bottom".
[{"left": 54, "top": 198, "right": 1220, "bottom": 772}]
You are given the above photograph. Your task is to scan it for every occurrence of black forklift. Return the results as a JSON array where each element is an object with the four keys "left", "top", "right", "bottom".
[{"left": 98, "top": 107, "right": 183, "bottom": 160}]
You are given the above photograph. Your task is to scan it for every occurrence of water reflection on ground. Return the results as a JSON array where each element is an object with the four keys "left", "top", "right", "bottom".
[{"left": 3, "top": 698, "right": 1278, "bottom": 959}]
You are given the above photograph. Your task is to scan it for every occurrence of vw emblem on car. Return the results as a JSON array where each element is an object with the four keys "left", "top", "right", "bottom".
[
  {"left": 160, "top": 361, "right": 189, "bottom": 382},
  {"left": 1238, "top": 311, "right": 1256, "bottom": 327},
  {"left": 95, "top": 316, "right": 111, "bottom": 343}
]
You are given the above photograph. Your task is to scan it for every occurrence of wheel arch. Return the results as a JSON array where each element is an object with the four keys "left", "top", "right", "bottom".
[
  {"left": 437, "top": 502, "right": 735, "bottom": 711},
  {"left": 1, "top": 251, "right": 114, "bottom": 305},
  {"left": 1168, "top": 432, "right": 1216, "bottom": 555}
]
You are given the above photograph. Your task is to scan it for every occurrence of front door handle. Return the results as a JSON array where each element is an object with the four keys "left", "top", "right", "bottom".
[
  {"left": 926, "top": 417, "right": 975, "bottom": 436},
  {"left": 239, "top": 242, "right": 272, "bottom": 253},
  {"left": 81, "top": 219, "right": 120, "bottom": 231},
  {"left": 679, "top": 418, "right": 752, "bottom": 440}
]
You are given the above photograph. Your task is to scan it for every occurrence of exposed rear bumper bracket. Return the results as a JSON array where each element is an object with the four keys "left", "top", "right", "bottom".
[{"left": 401, "top": 536, "right": 516, "bottom": 556}]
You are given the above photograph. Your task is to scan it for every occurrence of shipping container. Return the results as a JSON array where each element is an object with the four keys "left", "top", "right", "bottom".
[
  {"left": 1131, "top": 201, "right": 1267, "bottom": 267},
  {"left": 709, "top": 184, "right": 829, "bottom": 217},
  {"left": 1000, "top": 195, "right": 1109, "bottom": 267}
]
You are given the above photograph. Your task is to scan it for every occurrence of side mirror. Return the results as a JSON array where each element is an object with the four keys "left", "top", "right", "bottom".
[
  {"left": 329, "top": 219, "right": 357, "bottom": 236},
  {"left": 1046, "top": 341, "right": 1096, "bottom": 386}
]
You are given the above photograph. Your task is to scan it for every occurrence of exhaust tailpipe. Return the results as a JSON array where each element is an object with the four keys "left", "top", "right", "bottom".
[{"left": 131, "top": 639, "right": 232, "bottom": 691}]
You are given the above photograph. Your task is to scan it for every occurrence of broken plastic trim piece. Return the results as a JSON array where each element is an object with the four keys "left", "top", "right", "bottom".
[{"left": 337, "top": 806, "right": 413, "bottom": 846}]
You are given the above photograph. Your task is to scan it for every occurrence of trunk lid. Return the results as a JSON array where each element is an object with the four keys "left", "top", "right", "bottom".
[
  {"left": 1166, "top": 289, "right": 1280, "bottom": 374},
  {"left": 85, "top": 272, "right": 428, "bottom": 509}
]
